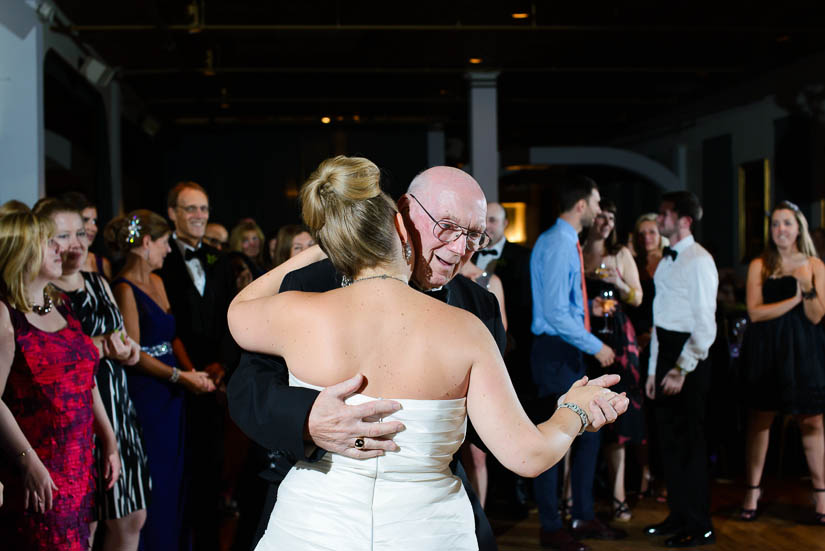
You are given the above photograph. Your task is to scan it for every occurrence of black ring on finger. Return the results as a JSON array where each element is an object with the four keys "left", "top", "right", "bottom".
[{"left": 354, "top": 438, "right": 365, "bottom": 449}]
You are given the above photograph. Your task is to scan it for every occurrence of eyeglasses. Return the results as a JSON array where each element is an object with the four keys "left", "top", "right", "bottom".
[
  {"left": 410, "top": 194, "right": 490, "bottom": 252},
  {"left": 176, "top": 204, "right": 210, "bottom": 215}
]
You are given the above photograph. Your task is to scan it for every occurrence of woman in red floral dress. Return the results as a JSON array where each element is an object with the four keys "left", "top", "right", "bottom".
[{"left": 0, "top": 205, "right": 120, "bottom": 550}]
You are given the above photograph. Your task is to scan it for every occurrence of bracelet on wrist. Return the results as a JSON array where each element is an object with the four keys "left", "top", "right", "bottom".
[
  {"left": 18, "top": 446, "right": 34, "bottom": 460},
  {"left": 557, "top": 402, "right": 589, "bottom": 436},
  {"left": 622, "top": 287, "right": 636, "bottom": 304},
  {"left": 802, "top": 287, "right": 818, "bottom": 300},
  {"left": 169, "top": 367, "right": 180, "bottom": 383}
]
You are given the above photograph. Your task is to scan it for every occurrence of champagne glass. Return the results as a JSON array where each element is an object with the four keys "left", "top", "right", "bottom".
[
  {"left": 594, "top": 262, "right": 609, "bottom": 279},
  {"left": 599, "top": 288, "right": 615, "bottom": 334}
]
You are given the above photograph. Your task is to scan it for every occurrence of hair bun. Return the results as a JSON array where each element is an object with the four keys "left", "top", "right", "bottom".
[{"left": 301, "top": 155, "right": 381, "bottom": 233}]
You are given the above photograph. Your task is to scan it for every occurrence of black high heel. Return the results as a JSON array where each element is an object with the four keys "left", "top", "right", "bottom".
[
  {"left": 813, "top": 488, "right": 825, "bottom": 525},
  {"left": 739, "top": 485, "right": 761, "bottom": 522}
]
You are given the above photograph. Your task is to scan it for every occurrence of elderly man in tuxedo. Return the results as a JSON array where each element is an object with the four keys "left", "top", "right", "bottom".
[
  {"left": 160, "top": 181, "right": 237, "bottom": 551},
  {"left": 227, "top": 167, "right": 626, "bottom": 551}
]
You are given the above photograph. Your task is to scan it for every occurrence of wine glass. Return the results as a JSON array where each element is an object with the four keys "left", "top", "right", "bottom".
[
  {"left": 594, "top": 262, "right": 609, "bottom": 279},
  {"left": 599, "top": 288, "right": 615, "bottom": 334}
]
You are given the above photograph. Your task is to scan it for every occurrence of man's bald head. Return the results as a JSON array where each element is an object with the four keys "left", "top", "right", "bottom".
[
  {"left": 399, "top": 166, "right": 488, "bottom": 289},
  {"left": 485, "top": 202, "right": 508, "bottom": 246}
]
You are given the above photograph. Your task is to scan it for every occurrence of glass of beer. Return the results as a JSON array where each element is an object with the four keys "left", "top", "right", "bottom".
[{"left": 599, "top": 288, "right": 615, "bottom": 334}]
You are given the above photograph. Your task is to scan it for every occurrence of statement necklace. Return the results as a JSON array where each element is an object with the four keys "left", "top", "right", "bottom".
[{"left": 31, "top": 291, "right": 53, "bottom": 316}]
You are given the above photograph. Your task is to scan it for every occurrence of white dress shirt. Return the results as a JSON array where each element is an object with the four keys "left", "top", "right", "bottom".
[
  {"left": 648, "top": 234, "right": 718, "bottom": 375},
  {"left": 173, "top": 233, "right": 206, "bottom": 296},
  {"left": 474, "top": 236, "right": 507, "bottom": 271}
]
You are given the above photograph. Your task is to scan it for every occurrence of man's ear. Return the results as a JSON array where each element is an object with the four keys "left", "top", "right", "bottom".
[
  {"left": 502, "top": 216, "right": 509, "bottom": 230},
  {"left": 167, "top": 206, "right": 177, "bottom": 228},
  {"left": 679, "top": 215, "right": 693, "bottom": 231},
  {"left": 394, "top": 212, "right": 409, "bottom": 244}
]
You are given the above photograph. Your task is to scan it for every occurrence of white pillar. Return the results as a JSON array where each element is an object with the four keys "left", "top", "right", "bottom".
[
  {"left": 426, "top": 126, "right": 445, "bottom": 168},
  {"left": 466, "top": 71, "right": 499, "bottom": 202},
  {"left": 0, "top": 3, "right": 44, "bottom": 206}
]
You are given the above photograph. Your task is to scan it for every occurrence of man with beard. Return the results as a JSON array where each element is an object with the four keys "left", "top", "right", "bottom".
[{"left": 530, "top": 175, "right": 624, "bottom": 550}]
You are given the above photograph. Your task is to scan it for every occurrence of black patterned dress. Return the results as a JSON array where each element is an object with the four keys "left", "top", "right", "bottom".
[
  {"left": 586, "top": 277, "right": 646, "bottom": 444},
  {"left": 63, "top": 272, "right": 152, "bottom": 519}
]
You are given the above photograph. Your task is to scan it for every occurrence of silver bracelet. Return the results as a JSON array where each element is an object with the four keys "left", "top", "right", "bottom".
[
  {"left": 557, "top": 402, "right": 589, "bottom": 436},
  {"left": 169, "top": 367, "right": 180, "bottom": 383}
]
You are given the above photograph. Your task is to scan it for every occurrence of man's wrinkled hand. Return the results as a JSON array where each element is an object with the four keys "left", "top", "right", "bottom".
[{"left": 307, "top": 373, "right": 406, "bottom": 459}]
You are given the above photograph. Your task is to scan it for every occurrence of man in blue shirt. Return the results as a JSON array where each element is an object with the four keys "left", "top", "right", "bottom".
[{"left": 530, "top": 175, "right": 625, "bottom": 550}]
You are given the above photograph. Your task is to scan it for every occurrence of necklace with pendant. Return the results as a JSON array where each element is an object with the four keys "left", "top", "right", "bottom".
[
  {"left": 350, "top": 274, "right": 408, "bottom": 286},
  {"left": 31, "top": 290, "right": 53, "bottom": 316}
]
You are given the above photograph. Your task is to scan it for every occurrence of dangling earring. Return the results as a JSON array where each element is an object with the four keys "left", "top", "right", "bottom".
[{"left": 403, "top": 242, "right": 412, "bottom": 262}]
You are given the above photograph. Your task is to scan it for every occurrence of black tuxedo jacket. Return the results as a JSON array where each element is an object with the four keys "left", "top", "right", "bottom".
[
  {"left": 227, "top": 258, "right": 506, "bottom": 463},
  {"left": 159, "top": 237, "right": 237, "bottom": 370},
  {"left": 494, "top": 241, "right": 533, "bottom": 346}
]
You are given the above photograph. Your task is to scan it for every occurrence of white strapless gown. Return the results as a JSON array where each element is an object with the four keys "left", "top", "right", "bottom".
[{"left": 254, "top": 374, "right": 477, "bottom": 551}]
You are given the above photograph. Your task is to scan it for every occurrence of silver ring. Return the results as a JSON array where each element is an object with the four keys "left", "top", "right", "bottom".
[{"left": 354, "top": 438, "right": 365, "bottom": 449}]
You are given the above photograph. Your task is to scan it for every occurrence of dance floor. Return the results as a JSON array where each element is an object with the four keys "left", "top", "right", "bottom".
[{"left": 489, "top": 478, "right": 825, "bottom": 551}]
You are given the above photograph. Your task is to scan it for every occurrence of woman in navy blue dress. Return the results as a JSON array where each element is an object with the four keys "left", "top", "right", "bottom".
[{"left": 106, "top": 210, "right": 215, "bottom": 550}]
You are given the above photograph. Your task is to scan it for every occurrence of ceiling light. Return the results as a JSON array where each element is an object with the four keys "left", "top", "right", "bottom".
[
  {"left": 321, "top": 116, "right": 331, "bottom": 124},
  {"left": 469, "top": 58, "right": 483, "bottom": 64},
  {"left": 352, "top": 114, "right": 361, "bottom": 122},
  {"left": 511, "top": 13, "right": 529, "bottom": 19}
]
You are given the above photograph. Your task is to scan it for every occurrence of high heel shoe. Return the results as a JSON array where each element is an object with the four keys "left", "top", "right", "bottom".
[
  {"left": 739, "top": 485, "right": 761, "bottom": 521},
  {"left": 612, "top": 496, "right": 632, "bottom": 522},
  {"left": 813, "top": 488, "right": 825, "bottom": 525}
]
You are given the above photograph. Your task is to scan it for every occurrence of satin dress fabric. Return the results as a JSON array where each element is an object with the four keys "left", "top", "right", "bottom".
[{"left": 255, "top": 374, "right": 476, "bottom": 551}]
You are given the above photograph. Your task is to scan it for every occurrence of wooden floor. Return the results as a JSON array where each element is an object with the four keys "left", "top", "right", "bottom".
[{"left": 489, "top": 479, "right": 825, "bottom": 551}]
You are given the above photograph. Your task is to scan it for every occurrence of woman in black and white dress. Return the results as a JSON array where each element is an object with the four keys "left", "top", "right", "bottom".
[{"left": 38, "top": 199, "right": 152, "bottom": 551}]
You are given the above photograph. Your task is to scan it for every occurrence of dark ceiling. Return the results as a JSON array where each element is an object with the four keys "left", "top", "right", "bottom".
[{"left": 51, "top": 1, "right": 825, "bottom": 150}]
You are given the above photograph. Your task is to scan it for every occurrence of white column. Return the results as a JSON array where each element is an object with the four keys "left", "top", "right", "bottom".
[
  {"left": 426, "top": 126, "right": 445, "bottom": 167},
  {"left": 0, "top": 3, "right": 44, "bottom": 206},
  {"left": 466, "top": 71, "right": 500, "bottom": 202}
]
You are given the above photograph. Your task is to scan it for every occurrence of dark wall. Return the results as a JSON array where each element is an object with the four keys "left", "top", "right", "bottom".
[
  {"left": 701, "top": 134, "right": 735, "bottom": 268},
  {"left": 120, "top": 125, "right": 429, "bottom": 235}
]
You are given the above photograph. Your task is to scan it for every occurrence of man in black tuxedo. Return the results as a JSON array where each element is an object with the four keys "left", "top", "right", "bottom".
[
  {"left": 160, "top": 181, "right": 237, "bottom": 551},
  {"left": 472, "top": 202, "right": 534, "bottom": 514},
  {"left": 227, "top": 167, "right": 624, "bottom": 551},
  {"left": 473, "top": 202, "right": 533, "bottom": 398}
]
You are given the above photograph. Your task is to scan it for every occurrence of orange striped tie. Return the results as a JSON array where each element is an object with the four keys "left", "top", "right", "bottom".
[{"left": 576, "top": 241, "right": 591, "bottom": 332}]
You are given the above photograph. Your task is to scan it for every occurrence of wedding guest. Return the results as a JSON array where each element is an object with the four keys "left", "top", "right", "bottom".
[
  {"left": 61, "top": 192, "right": 113, "bottom": 280},
  {"left": 106, "top": 210, "right": 216, "bottom": 551},
  {"left": 160, "top": 182, "right": 237, "bottom": 551},
  {"left": 37, "top": 199, "right": 150, "bottom": 551},
  {"left": 530, "top": 175, "right": 625, "bottom": 550},
  {"left": 273, "top": 224, "right": 315, "bottom": 266},
  {"left": 581, "top": 199, "right": 644, "bottom": 523},
  {"left": 644, "top": 191, "right": 718, "bottom": 547},
  {"left": 739, "top": 201, "right": 825, "bottom": 523},
  {"left": 204, "top": 223, "right": 230, "bottom": 251},
  {"left": 628, "top": 212, "right": 667, "bottom": 501},
  {"left": 0, "top": 204, "right": 120, "bottom": 551},
  {"left": 230, "top": 220, "right": 265, "bottom": 276}
]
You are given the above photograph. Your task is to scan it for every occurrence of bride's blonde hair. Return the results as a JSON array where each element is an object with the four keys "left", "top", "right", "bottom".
[{"left": 301, "top": 155, "right": 398, "bottom": 279}]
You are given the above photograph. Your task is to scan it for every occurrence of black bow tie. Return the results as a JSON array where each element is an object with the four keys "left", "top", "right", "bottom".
[
  {"left": 184, "top": 247, "right": 207, "bottom": 262},
  {"left": 477, "top": 249, "right": 497, "bottom": 256},
  {"left": 663, "top": 246, "right": 678, "bottom": 261},
  {"left": 426, "top": 287, "right": 451, "bottom": 304}
]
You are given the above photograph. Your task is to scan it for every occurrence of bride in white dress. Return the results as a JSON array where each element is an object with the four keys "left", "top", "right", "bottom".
[{"left": 228, "top": 156, "right": 627, "bottom": 551}]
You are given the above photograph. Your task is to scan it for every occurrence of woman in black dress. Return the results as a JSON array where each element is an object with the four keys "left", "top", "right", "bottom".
[
  {"left": 582, "top": 199, "right": 644, "bottom": 521},
  {"left": 739, "top": 201, "right": 825, "bottom": 523}
]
